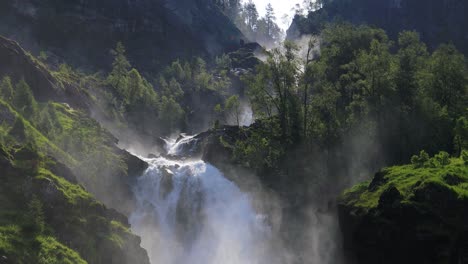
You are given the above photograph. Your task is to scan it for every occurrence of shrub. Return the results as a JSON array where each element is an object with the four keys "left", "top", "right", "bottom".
[
  {"left": 433, "top": 151, "right": 451, "bottom": 166},
  {"left": 462, "top": 150, "right": 468, "bottom": 165},
  {"left": 24, "top": 196, "right": 45, "bottom": 234},
  {"left": 411, "top": 150, "right": 430, "bottom": 168}
]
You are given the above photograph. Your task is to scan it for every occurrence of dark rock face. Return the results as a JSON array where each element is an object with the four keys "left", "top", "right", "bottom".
[
  {"left": 120, "top": 149, "right": 149, "bottom": 178},
  {"left": 0, "top": 36, "right": 85, "bottom": 108},
  {"left": 0, "top": 0, "right": 244, "bottom": 72},
  {"left": 0, "top": 144, "right": 150, "bottom": 264},
  {"left": 289, "top": 0, "right": 468, "bottom": 54},
  {"left": 339, "top": 173, "right": 468, "bottom": 264}
]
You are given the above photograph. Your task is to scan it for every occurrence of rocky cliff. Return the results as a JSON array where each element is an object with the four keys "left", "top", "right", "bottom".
[
  {"left": 338, "top": 157, "right": 468, "bottom": 264},
  {"left": 0, "top": 143, "right": 150, "bottom": 264},
  {"left": 0, "top": 0, "right": 245, "bottom": 72}
]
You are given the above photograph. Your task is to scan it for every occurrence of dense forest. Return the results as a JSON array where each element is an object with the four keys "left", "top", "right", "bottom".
[{"left": 0, "top": 0, "right": 467, "bottom": 263}]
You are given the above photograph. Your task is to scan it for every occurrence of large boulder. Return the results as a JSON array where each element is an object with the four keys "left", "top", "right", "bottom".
[{"left": 338, "top": 159, "right": 468, "bottom": 264}]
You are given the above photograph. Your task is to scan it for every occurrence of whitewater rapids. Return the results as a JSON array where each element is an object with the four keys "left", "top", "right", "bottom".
[{"left": 129, "top": 135, "right": 277, "bottom": 264}]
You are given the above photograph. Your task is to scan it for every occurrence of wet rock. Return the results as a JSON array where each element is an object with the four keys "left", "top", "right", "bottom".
[
  {"left": 120, "top": 149, "right": 148, "bottom": 178},
  {"left": 147, "top": 153, "right": 159, "bottom": 159},
  {"left": 159, "top": 168, "right": 174, "bottom": 199}
]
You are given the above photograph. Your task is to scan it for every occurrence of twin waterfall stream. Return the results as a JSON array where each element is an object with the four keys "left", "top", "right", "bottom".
[{"left": 129, "top": 135, "right": 277, "bottom": 264}]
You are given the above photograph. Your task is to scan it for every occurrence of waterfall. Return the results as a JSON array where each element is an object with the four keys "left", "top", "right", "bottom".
[{"left": 129, "top": 135, "right": 277, "bottom": 264}]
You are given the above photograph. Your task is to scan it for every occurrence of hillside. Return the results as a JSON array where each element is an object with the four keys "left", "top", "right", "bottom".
[
  {"left": 339, "top": 154, "right": 468, "bottom": 263},
  {"left": 0, "top": 1, "right": 466, "bottom": 263},
  {"left": 0, "top": 0, "right": 245, "bottom": 72},
  {"left": 0, "top": 35, "right": 151, "bottom": 263},
  {"left": 288, "top": 0, "right": 468, "bottom": 54}
]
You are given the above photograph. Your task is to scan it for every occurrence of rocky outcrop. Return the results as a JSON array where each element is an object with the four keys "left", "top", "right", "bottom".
[
  {"left": 0, "top": 36, "right": 86, "bottom": 108},
  {"left": 0, "top": 144, "right": 150, "bottom": 264},
  {"left": 0, "top": 0, "right": 244, "bottom": 72},
  {"left": 338, "top": 159, "right": 468, "bottom": 264},
  {"left": 0, "top": 35, "right": 148, "bottom": 217}
]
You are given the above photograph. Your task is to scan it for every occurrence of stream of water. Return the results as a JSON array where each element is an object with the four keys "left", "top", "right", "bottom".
[{"left": 129, "top": 135, "right": 277, "bottom": 264}]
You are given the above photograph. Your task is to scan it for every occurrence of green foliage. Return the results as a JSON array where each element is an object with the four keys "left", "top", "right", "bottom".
[
  {"left": 36, "top": 168, "right": 92, "bottom": 204},
  {"left": 231, "top": 119, "right": 283, "bottom": 170},
  {"left": 341, "top": 156, "right": 468, "bottom": 210},
  {"left": 225, "top": 95, "right": 241, "bottom": 126},
  {"left": 454, "top": 117, "right": 468, "bottom": 154},
  {"left": 13, "top": 79, "right": 38, "bottom": 119},
  {"left": 461, "top": 150, "right": 468, "bottom": 165},
  {"left": 36, "top": 236, "right": 87, "bottom": 264},
  {"left": 433, "top": 151, "right": 451, "bottom": 166},
  {"left": 107, "top": 42, "right": 131, "bottom": 95},
  {"left": 411, "top": 150, "right": 430, "bottom": 168},
  {"left": 24, "top": 196, "right": 45, "bottom": 234},
  {"left": 411, "top": 150, "right": 452, "bottom": 168},
  {"left": 248, "top": 41, "right": 301, "bottom": 142},
  {"left": 246, "top": 23, "right": 468, "bottom": 166},
  {"left": 159, "top": 96, "right": 185, "bottom": 134},
  {"left": 0, "top": 76, "right": 14, "bottom": 101}
]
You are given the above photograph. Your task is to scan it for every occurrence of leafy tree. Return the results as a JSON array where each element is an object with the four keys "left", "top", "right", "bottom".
[
  {"left": 433, "top": 151, "right": 451, "bottom": 166},
  {"left": 422, "top": 44, "right": 467, "bottom": 118},
  {"left": 462, "top": 150, "right": 468, "bottom": 164},
  {"left": 225, "top": 95, "right": 241, "bottom": 126},
  {"left": 454, "top": 117, "right": 468, "bottom": 155},
  {"left": 243, "top": 1, "right": 259, "bottom": 32},
  {"left": 248, "top": 41, "right": 302, "bottom": 141},
  {"left": 353, "top": 38, "right": 396, "bottom": 125},
  {"left": 159, "top": 96, "right": 184, "bottom": 134},
  {"left": 411, "top": 150, "right": 430, "bottom": 168},
  {"left": 127, "top": 68, "right": 144, "bottom": 104}
]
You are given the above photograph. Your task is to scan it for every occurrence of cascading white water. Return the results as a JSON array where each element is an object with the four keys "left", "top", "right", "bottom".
[{"left": 130, "top": 135, "right": 276, "bottom": 264}]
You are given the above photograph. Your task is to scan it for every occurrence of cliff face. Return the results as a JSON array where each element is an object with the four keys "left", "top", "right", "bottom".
[
  {"left": 0, "top": 34, "right": 153, "bottom": 263},
  {"left": 0, "top": 36, "right": 149, "bottom": 216},
  {"left": 288, "top": 0, "right": 468, "bottom": 54},
  {"left": 0, "top": 35, "right": 86, "bottom": 108},
  {"left": 0, "top": 0, "right": 244, "bottom": 72},
  {"left": 338, "top": 158, "right": 468, "bottom": 264},
  {"left": 0, "top": 143, "right": 150, "bottom": 264}
]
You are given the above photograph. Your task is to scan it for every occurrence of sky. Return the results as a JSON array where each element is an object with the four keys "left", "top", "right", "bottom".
[{"left": 248, "top": 0, "right": 302, "bottom": 31}]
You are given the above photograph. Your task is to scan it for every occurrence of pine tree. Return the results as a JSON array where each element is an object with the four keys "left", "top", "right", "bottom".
[
  {"left": 13, "top": 79, "right": 37, "bottom": 118},
  {"left": 0, "top": 76, "right": 14, "bottom": 101},
  {"left": 108, "top": 42, "right": 131, "bottom": 97}
]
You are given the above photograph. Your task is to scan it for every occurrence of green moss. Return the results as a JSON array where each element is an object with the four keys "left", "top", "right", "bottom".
[
  {"left": 341, "top": 157, "right": 468, "bottom": 210},
  {"left": 111, "top": 220, "right": 130, "bottom": 234},
  {"left": 36, "top": 168, "right": 93, "bottom": 204},
  {"left": 0, "top": 228, "right": 87, "bottom": 264},
  {"left": 106, "top": 233, "right": 125, "bottom": 249},
  {"left": 36, "top": 236, "right": 87, "bottom": 264},
  {"left": 0, "top": 225, "right": 28, "bottom": 257},
  {"left": 0, "top": 99, "right": 76, "bottom": 166}
]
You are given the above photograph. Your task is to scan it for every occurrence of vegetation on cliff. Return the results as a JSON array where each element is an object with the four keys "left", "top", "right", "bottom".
[
  {"left": 0, "top": 143, "right": 149, "bottom": 264},
  {"left": 0, "top": 37, "right": 150, "bottom": 263},
  {"left": 339, "top": 153, "right": 468, "bottom": 263}
]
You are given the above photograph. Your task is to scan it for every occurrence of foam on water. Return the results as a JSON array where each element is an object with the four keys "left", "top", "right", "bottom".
[{"left": 130, "top": 136, "right": 274, "bottom": 264}]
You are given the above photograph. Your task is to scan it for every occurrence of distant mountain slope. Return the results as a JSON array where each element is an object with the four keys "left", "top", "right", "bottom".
[
  {"left": 288, "top": 0, "right": 468, "bottom": 54},
  {"left": 0, "top": 0, "right": 245, "bottom": 72}
]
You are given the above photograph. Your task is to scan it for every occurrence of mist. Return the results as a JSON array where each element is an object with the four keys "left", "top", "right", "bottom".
[{"left": 128, "top": 136, "right": 293, "bottom": 264}]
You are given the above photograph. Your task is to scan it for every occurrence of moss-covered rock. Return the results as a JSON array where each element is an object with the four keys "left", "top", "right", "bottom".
[
  {"left": 338, "top": 157, "right": 468, "bottom": 264},
  {"left": 0, "top": 144, "right": 150, "bottom": 264}
]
